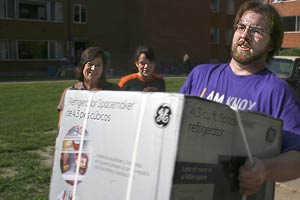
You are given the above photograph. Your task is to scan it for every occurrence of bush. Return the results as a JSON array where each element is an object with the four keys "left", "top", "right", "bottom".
[{"left": 279, "top": 48, "right": 300, "bottom": 56}]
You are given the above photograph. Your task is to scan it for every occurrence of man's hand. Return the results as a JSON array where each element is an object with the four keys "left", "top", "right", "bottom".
[{"left": 239, "top": 158, "right": 267, "bottom": 195}]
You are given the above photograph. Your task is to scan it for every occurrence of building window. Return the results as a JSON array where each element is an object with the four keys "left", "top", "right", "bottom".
[
  {"left": 226, "top": 29, "right": 233, "bottom": 45},
  {"left": 18, "top": 0, "right": 50, "bottom": 20},
  {"left": 211, "top": 0, "right": 220, "bottom": 12},
  {"left": 0, "top": 40, "right": 17, "bottom": 59},
  {"left": 49, "top": 41, "right": 64, "bottom": 59},
  {"left": 210, "top": 27, "right": 220, "bottom": 44},
  {"left": 0, "top": 0, "right": 6, "bottom": 18},
  {"left": 7, "top": 0, "right": 16, "bottom": 18},
  {"left": 0, "top": 40, "right": 7, "bottom": 59},
  {"left": 55, "top": 2, "right": 63, "bottom": 21},
  {"left": 18, "top": 40, "right": 48, "bottom": 59},
  {"left": 0, "top": 0, "right": 63, "bottom": 21},
  {"left": 0, "top": 0, "right": 16, "bottom": 18},
  {"left": 18, "top": 40, "right": 64, "bottom": 59},
  {"left": 297, "top": 16, "right": 300, "bottom": 31},
  {"left": 226, "top": 0, "right": 235, "bottom": 15},
  {"left": 281, "top": 16, "right": 300, "bottom": 32},
  {"left": 73, "top": 4, "right": 87, "bottom": 23},
  {"left": 0, "top": 40, "right": 63, "bottom": 60}
]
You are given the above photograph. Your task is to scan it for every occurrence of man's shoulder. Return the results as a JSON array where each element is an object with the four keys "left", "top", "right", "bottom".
[
  {"left": 264, "top": 70, "right": 293, "bottom": 90},
  {"left": 250, "top": 70, "right": 297, "bottom": 102}
]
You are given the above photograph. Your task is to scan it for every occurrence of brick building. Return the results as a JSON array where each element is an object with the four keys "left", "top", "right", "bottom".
[
  {"left": 0, "top": 0, "right": 88, "bottom": 77},
  {"left": 0, "top": 0, "right": 253, "bottom": 77},
  {"left": 88, "top": 0, "right": 246, "bottom": 75},
  {"left": 269, "top": 0, "right": 300, "bottom": 49}
]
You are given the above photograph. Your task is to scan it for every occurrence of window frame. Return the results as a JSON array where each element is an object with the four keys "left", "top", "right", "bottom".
[
  {"left": 226, "top": 0, "right": 235, "bottom": 15},
  {"left": 0, "top": 0, "right": 17, "bottom": 19},
  {"left": 281, "top": 16, "right": 300, "bottom": 32},
  {"left": 17, "top": 0, "right": 50, "bottom": 21},
  {"left": 211, "top": 0, "right": 220, "bottom": 13},
  {"left": 1, "top": 0, "right": 62, "bottom": 22},
  {"left": 210, "top": 27, "right": 220, "bottom": 44},
  {"left": 54, "top": 1, "right": 63, "bottom": 21},
  {"left": 226, "top": 29, "right": 233, "bottom": 45},
  {"left": 0, "top": 0, "right": 7, "bottom": 18},
  {"left": 0, "top": 39, "right": 63, "bottom": 60},
  {"left": 73, "top": 4, "right": 87, "bottom": 24}
]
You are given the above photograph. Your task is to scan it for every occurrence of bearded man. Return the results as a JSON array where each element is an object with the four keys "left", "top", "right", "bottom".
[{"left": 179, "top": 1, "right": 300, "bottom": 197}]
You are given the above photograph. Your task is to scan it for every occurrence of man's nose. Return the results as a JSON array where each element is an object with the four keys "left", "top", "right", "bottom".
[{"left": 241, "top": 27, "right": 252, "bottom": 38}]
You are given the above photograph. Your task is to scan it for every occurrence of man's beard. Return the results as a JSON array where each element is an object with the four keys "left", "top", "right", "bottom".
[{"left": 231, "top": 39, "right": 266, "bottom": 66}]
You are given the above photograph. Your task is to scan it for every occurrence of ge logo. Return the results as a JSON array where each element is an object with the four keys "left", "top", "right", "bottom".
[
  {"left": 265, "top": 128, "right": 276, "bottom": 143},
  {"left": 155, "top": 104, "right": 172, "bottom": 128}
]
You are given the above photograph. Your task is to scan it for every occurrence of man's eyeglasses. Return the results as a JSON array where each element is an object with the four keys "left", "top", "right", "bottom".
[
  {"left": 86, "top": 62, "right": 103, "bottom": 69},
  {"left": 233, "top": 24, "right": 270, "bottom": 38}
]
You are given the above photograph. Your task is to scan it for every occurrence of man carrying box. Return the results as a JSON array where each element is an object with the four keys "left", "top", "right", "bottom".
[{"left": 179, "top": 1, "right": 300, "bottom": 197}]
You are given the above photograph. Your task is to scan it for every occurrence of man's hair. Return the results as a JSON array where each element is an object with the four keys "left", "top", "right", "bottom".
[
  {"left": 134, "top": 45, "right": 156, "bottom": 62},
  {"left": 76, "top": 46, "right": 108, "bottom": 84},
  {"left": 234, "top": 1, "right": 283, "bottom": 63}
]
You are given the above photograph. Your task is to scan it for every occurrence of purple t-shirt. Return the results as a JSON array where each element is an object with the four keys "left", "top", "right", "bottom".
[{"left": 179, "top": 64, "right": 300, "bottom": 152}]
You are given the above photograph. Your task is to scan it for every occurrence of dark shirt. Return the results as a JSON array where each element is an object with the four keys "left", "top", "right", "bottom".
[{"left": 118, "top": 73, "right": 166, "bottom": 92}]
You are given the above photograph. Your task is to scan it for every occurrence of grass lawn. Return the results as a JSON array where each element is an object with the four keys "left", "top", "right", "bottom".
[{"left": 0, "top": 76, "right": 186, "bottom": 200}]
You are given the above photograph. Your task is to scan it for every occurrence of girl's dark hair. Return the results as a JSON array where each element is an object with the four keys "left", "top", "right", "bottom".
[
  {"left": 234, "top": 1, "right": 283, "bottom": 63},
  {"left": 134, "top": 45, "right": 156, "bottom": 62},
  {"left": 76, "top": 46, "right": 108, "bottom": 85}
]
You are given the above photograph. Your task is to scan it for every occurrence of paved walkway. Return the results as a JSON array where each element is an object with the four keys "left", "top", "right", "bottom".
[{"left": 275, "top": 178, "right": 300, "bottom": 200}]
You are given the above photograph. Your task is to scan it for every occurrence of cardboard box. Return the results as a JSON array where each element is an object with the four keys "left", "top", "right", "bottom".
[{"left": 49, "top": 90, "right": 282, "bottom": 200}]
